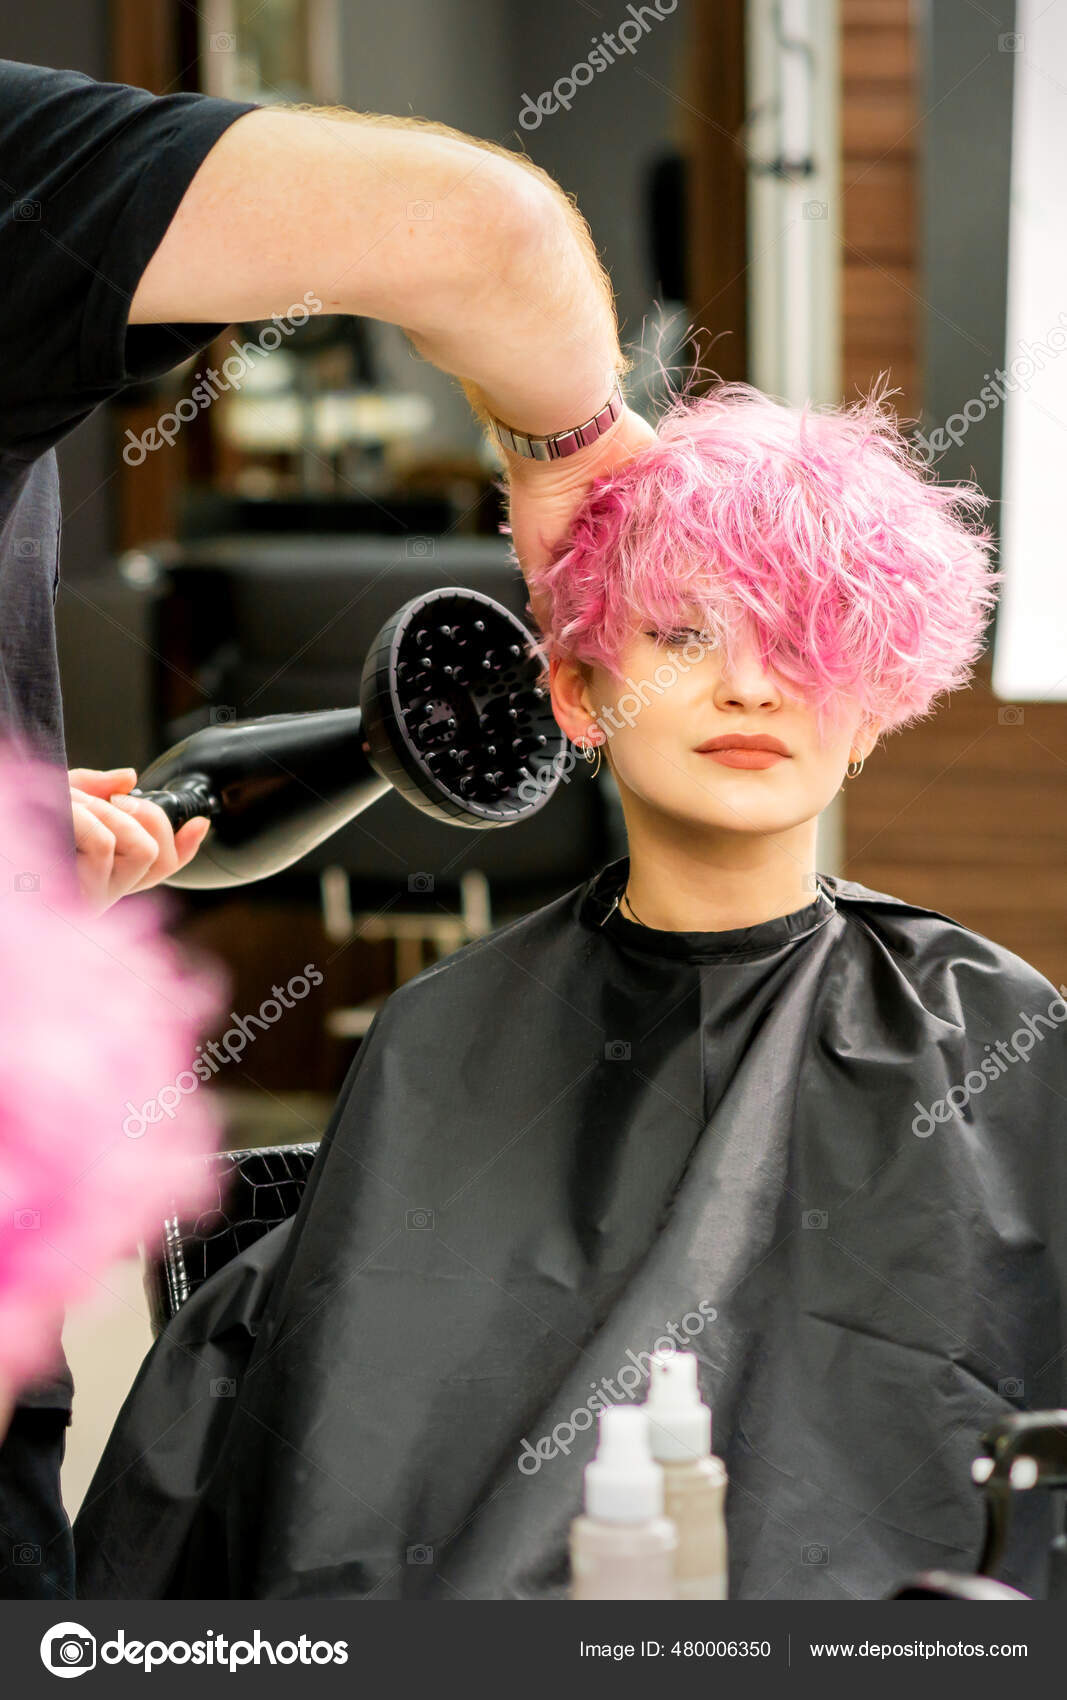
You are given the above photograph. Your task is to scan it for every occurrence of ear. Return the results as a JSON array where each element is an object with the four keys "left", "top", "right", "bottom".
[
  {"left": 548, "top": 654, "right": 600, "bottom": 745},
  {"left": 852, "top": 717, "right": 883, "bottom": 763}
]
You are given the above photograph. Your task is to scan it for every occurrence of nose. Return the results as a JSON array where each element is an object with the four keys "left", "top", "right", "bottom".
[{"left": 711, "top": 638, "right": 783, "bottom": 713}]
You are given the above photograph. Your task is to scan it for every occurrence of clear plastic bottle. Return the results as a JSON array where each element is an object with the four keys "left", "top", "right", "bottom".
[
  {"left": 645, "top": 1350, "right": 728, "bottom": 1599},
  {"left": 569, "top": 1405, "right": 678, "bottom": 1600}
]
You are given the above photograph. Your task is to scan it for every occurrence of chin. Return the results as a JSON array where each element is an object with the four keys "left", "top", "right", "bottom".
[{"left": 647, "top": 792, "right": 801, "bottom": 837}]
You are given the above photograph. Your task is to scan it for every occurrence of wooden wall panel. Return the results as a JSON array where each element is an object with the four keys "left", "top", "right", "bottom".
[
  {"left": 840, "top": 0, "right": 918, "bottom": 419},
  {"left": 685, "top": 0, "right": 748, "bottom": 385},
  {"left": 110, "top": 0, "right": 177, "bottom": 92}
]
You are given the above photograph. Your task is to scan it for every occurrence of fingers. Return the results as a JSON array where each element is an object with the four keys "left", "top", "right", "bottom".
[
  {"left": 68, "top": 766, "right": 139, "bottom": 799},
  {"left": 127, "top": 813, "right": 212, "bottom": 891},
  {"left": 68, "top": 769, "right": 213, "bottom": 912},
  {"left": 70, "top": 790, "right": 162, "bottom": 915},
  {"left": 106, "top": 792, "right": 186, "bottom": 885},
  {"left": 173, "top": 816, "right": 213, "bottom": 867}
]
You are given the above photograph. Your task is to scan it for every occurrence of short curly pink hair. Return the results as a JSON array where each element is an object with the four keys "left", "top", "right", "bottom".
[{"left": 524, "top": 376, "right": 1000, "bottom": 738}]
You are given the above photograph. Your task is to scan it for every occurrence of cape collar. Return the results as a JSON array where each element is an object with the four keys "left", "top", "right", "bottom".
[{"left": 578, "top": 856, "right": 839, "bottom": 962}]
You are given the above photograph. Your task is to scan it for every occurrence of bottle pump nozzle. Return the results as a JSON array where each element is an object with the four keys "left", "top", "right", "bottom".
[
  {"left": 646, "top": 1349, "right": 713, "bottom": 1462},
  {"left": 584, "top": 1406, "right": 664, "bottom": 1523}
]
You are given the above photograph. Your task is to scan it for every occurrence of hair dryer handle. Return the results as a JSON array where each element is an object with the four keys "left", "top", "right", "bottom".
[{"left": 130, "top": 774, "right": 220, "bottom": 831}]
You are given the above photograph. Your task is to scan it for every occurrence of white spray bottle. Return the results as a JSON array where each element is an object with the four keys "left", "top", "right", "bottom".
[
  {"left": 644, "top": 1350, "right": 728, "bottom": 1599},
  {"left": 569, "top": 1404, "right": 678, "bottom": 1599}
]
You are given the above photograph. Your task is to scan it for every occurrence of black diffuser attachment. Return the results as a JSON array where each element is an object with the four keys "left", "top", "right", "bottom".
[
  {"left": 131, "top": 586, "right": 566, "bottom": 889},
  {"left": 360, "top": 585, "right": 562, "bottom": 826}
]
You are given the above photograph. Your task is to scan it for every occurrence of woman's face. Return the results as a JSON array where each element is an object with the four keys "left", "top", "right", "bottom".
[{"left": 550, "top": 615, "right": 879, "bottom": 839}]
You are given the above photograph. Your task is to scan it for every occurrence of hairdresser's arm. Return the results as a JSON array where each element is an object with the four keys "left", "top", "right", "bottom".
[{"left": 127, "top": 105, "right": 655, "bottom": 607}]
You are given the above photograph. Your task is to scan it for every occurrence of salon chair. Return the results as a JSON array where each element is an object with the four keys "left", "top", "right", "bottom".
[
  {"left": 142, "top": 1141, "right": 320, "bottom": 1336},
  {"left": 885, "top": 1572, "right": 1030, "bottom": 1600}
]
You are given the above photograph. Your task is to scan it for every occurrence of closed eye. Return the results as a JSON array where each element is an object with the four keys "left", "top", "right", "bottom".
[{"left": 645, "top": 626, "right": 710, "bottom": 647}]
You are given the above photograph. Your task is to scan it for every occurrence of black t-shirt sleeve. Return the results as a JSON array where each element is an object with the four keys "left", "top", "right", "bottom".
[{"left": 0, "top": 60, "right": 260, "bottom": 458}]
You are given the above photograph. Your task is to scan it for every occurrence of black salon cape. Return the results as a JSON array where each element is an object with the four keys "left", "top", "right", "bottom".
[{"left": 74, "top": 857, "right": 1067, "bottom": 1600}]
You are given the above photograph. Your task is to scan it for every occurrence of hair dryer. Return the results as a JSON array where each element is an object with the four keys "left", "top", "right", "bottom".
[{"left": 130, "top": 586, "right": 565, "bottom": 889}]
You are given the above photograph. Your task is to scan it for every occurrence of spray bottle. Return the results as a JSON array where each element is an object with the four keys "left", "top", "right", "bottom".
[
  {"left": 644, "top": 1350, "right": 729, "bottom": 1599},
  {"left": 569, "top": 1405, "right": 678, "bottom": 1599}
]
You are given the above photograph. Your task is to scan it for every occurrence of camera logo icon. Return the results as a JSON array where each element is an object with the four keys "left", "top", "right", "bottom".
[
  {"left": 405, "top": 1207, "right": 435, "bottom": 1231},
  {"left": 14, "top": 871, "right": 40, "bottom": 893},
  {"left": 408, "top": 872, "right": 434, "bottom": 894},
  {"left": 210, "top": 704, "right": 237, "bottom": 725},
  {"left": 210, "top": 1377, "right": 237, "bottom": 1398},
  {"left": 406, "top": 1544, "right": 434, "bottom": 1564},
  {"left": 604, "top": 1040, "right": 631, "bottom": 1061},
  {"left": 802, "top": 1209, "right": 828, "bottom": 1229},
  {"left": 40, "top": 1622, "right": 96, "bottom": 1677},
  {"left": 14, "top": 537, "right": 41, "bottom": 558},
  {"left": 405, "top": 537, "right": 435, "bottom": 558},
  {"left": 802, "top": 1543, "right": 830, "bottom": 1565}
]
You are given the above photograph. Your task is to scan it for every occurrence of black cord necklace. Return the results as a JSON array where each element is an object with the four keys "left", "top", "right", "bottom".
[
  {"left": 622, "top": 878, "right": 830, "bottom": 931},
  {"left": 621, "top": 886, "right": 649, "bottom": 927}
]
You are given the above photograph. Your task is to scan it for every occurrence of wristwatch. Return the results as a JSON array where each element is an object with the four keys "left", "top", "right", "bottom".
[{"left": 488, "top": 378, "right": 624, "bottom": 461}]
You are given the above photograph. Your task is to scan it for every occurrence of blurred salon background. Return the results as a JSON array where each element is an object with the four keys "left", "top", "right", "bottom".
[{"left": 6, "top": 0, "right": 1064, "bottom": 1509}]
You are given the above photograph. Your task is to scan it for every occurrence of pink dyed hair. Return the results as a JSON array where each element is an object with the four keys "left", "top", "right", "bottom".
[
  {"left": 0, "top": 743, "right": 224, "bottom": 1395},
  {"left": 525, "top": 376, "right": 1000, "bottom": 738}
]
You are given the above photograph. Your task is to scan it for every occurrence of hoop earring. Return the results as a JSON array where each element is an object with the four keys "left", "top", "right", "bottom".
[
  {"left": 575, "top": 730, "right": 603, "bottom": 780},
  {"left": 846, "top": 755, "right": 865, "bottom": 779}
]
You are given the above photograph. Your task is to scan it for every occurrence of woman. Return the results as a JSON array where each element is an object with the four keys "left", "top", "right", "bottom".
[{"left": 75, "top": 381, "right": 1067, "bottom": 1601}]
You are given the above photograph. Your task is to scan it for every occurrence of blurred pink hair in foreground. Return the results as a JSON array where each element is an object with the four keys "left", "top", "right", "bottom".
[
  {"left": 525, "top": 374, "right": 1001, "bottom": 740},
  {"left": 0, "top": 744, "right": 223, "bottom": 1401}
]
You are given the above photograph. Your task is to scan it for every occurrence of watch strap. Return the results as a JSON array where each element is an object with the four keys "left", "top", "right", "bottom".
[{"left": 488, "top": 379, "right": 624, "bottom": 461}]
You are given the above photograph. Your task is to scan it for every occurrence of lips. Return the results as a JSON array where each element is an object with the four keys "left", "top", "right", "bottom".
[
  {"left": 695, "top": 735, "right": 789, "bottom": 756},
  {"left": 695, "top": 733, "right": 790, "bottom": 771}
]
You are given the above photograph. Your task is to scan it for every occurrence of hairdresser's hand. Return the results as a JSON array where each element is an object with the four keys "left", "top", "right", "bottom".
[
  {"left": 0, "top": 1373, "right": 12, "bottom": 1449},
  {"left": 69, "top": 767, "right": 211, "bottom": 916},
  {"left": 504, "top": 402, "right": 657, "bottom": 630}
]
